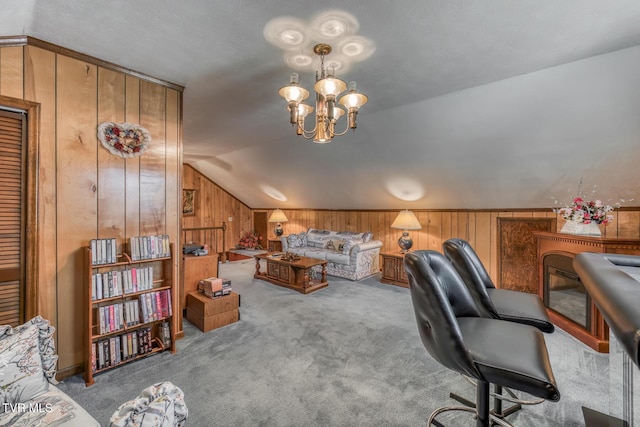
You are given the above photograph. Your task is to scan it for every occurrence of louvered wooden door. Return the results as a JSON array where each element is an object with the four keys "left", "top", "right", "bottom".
[{"left": 0, "top": 110, "right": 26, "bottom": 326}]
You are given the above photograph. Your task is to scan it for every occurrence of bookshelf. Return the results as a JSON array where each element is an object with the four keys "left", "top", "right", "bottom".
[{"left": 83, "top": 237, "right": 177, "bottom": 386}]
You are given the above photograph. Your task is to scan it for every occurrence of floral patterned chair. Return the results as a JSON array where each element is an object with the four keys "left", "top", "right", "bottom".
[{"left": 0, "top": 316, "right": 101, "bottom": 427}]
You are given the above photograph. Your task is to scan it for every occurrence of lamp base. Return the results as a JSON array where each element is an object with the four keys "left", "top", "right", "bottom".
[
  {"left": 398, "top": 232, "right": 413, "bottom": 253},
  {"left": 274, "top": 224, "right": 284, "bottom": 237}
]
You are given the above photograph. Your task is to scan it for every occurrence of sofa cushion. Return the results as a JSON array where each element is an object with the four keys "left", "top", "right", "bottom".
[
  {"left": 335, "top": 231, "right": 364, "bottom": 239},
  {"left": 288, "top": 248, "right": 307, "bottom": 257},
  {"left": 0, "top": 385, "right": 101, "bottom": 427},
  {"left": 307, "top": 240, "right": 327, "bottom": 248},
  {"left": 303, "top": 249, "right": 330, "bottom": 260},
  {"left": 326, "top": 251, "right": 350, "bottom": 265},
  {"left": 0, "top": 324, "right": 49, "bottom": 411}
]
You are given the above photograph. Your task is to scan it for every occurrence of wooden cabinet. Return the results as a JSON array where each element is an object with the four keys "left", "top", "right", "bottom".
[
  {"left": 268, "top": 238, "right": 282, "bottom": 252},
  {"left": 267, "top": 261, "right": 290, "bottom": 282},
  {"left": 381, "top": 253, "right": 409, "bottom": 288},
  {"left": 181, "top": 253, "right": 219, "bottom": 311},
  {"left": 84, "top": 242, "right": 176, "bottom": 386}
]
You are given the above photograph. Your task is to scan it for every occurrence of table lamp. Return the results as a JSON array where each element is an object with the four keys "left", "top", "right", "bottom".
[
  {"left": 268, "top": 209, "right": 289, "bottom": 237},
  {"left": 391, "top": 209, "right": 422, "bottom": 253}
]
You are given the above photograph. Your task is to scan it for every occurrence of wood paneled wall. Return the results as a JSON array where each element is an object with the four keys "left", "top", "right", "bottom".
[
  {"left": 182, "top": 164, "right": 252, "bottom": 250},
  {"left": 259, "top": 209, "right": 640, "bottom": 283},
  {"left": 0, "top": 42, "right": 182, "bottom": 377},
  {"left": 183, "top": 165, "right": 640, "bottom": 284}
]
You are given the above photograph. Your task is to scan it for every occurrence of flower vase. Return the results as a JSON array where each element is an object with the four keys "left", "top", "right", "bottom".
[{"left": 560, "top": 221, "right": 601, "bottom": 237}]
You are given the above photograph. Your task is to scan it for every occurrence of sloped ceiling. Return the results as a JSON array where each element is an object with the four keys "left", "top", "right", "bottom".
[{"left": 2, "top": 0, "right": 640, "bottom": 209}]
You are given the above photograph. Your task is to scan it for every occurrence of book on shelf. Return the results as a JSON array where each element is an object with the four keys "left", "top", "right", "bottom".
[
  {"left": 128, "top": 234, "right": 171, "bottom": 261},
  {"left": 93, "top": 328, "right": 155, "bottom": 371},
  {"left": 90, "top": 238, "right": 119, "bottom": 266},
  {"left": 91, "top": 343, "right": 97, "bottom": 373},
  {"left": 159, "top": 322, "right": 171, "bottom": 348}
]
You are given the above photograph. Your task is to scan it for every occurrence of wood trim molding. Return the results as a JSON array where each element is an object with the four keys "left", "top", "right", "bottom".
[
  {"left": 0, "top": 95, "right": 39, "bottom": 320},
  {"left": 0, "top": 35, "right": 27, "bottom": 47},
  {"left": 0, "top": 35, "right": 184, "bottom": 92}
]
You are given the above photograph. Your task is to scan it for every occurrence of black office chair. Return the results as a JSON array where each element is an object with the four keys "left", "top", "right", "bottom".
[
  {"left": 404, "top": 251, "right": 560, "bottom": 427},
  {"left": 442, "top": 238, "right": 554, "bottom": 333}
]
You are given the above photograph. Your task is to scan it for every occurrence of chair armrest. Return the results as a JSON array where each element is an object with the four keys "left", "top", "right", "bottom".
[{"left": 349, "top": 240, "right": 383, "bottom": 255}]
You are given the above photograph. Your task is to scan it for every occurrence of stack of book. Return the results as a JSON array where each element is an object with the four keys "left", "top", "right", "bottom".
[{"left": 197, "top": 277, "right": 232, "bottom": 299}]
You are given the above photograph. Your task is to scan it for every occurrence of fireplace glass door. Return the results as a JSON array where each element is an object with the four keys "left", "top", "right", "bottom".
[{"left": 543, "top": 254, "right": 591, "bottom": 330}]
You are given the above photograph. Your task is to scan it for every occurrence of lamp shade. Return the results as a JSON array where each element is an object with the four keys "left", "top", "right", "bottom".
[
  {"left": 391, "top": 210, "right": 421, "bottom": 230},
  {"left": 268, "top": 209, "right": 289, "bottom": 223},
  {"left": 314, "top": 77, "right": 347, "bottom": 99}
]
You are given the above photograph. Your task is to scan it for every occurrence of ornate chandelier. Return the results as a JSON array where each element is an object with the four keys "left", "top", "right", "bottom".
[{"left": 278, "top": 43, "right": 368, "bottom": 143}]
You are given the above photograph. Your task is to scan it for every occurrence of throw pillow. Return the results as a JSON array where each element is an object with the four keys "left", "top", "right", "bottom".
[
  {"left": 298, "top": 232, "right": 307, "bottom": 246},
  {"left": 326, "top": 239, "right": 345, "bottom": 251},
  {"left": 342, "top": 239, "right": 354, "bottom": 255},
  {"left": 287, "top": 234, "right": 302, "bottom": 249},
  {"left": 363, "top": 232, "right": 374, "bottom": 243},
  {"left": 0, "top": 323, "right": 49, "bottom": 411},
  {"left": 20, "top": 316, "right": 58, "bottom": 384}
]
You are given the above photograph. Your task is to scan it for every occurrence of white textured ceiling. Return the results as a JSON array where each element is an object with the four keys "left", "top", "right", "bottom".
[{"left": 3, "top": 0, "right": 640, "bottom": 209}]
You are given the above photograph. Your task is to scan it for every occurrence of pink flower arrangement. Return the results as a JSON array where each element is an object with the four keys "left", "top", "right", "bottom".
[
  {"left": 556, "top": 197, "right": 614, "bottom": 225},
  {"left": 236, "top": 231, "right": 263, "bottom": 249}
]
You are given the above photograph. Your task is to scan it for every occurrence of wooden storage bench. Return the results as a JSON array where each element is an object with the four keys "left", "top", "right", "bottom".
[{"left": 185, "top": 291, "right": 240, "bottom": 332}]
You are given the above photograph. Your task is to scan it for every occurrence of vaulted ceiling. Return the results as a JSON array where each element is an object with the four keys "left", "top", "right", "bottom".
[{"left": 3, "top": 0, "right": 640, "bottom": 209}]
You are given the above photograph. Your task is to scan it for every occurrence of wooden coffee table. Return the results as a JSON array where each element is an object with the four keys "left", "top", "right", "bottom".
[{"left": 254, "top": 252, "right": 328, "bottom": 294}]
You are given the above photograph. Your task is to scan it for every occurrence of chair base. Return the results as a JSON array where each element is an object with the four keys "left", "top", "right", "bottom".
[
  {"left": 449, "top": 386, "right": 522, "bottom": 419},
  {"left": 427, "top": 405, "right": 514, "bottom": 427}
]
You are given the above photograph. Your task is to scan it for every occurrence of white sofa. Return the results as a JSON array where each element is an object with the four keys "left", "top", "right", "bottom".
[
  {"left": 0, "top": 316, "right": 101, "bottom": 427},
  {"left": 280, "top": 228, "right": 383, "bottom": 281}
]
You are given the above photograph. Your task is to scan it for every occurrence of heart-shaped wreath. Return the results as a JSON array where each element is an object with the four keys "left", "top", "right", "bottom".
[{"left": 98, "top": 122, "right": 151, "bottom": 158}]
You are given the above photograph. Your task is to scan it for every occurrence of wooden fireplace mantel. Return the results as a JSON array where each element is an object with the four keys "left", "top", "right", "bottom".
[{"left": 534, "top": 231, "right": 640, "bottom": 352}]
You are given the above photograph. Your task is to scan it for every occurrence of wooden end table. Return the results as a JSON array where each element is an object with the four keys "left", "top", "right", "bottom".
[
  {"left": 254, "top": 252, "right": 328, "bottom": 294},
  {"left": 380, "top": 252, "right": 409, "bottom": 288}
]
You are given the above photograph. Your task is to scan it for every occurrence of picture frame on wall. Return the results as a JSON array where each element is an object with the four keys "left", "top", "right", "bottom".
[{"left": 183, "top": 189, "right": 196, "bottom": 216}]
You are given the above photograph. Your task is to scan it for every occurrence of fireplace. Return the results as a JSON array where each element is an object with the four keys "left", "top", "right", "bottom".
[
  {"left": 533, "top": 231, "right": 640, "bottom": 352},
  {"left": 543, "top": 254, "right": 591, "bottom": 331}
]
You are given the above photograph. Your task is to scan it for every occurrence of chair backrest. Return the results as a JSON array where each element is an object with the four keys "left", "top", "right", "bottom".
[
  {"left": 404, "top": 250, "right": 483, "bottom": 379},
  {"left": 442, "top": 238, "right": 498, "bottom": 318}
]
